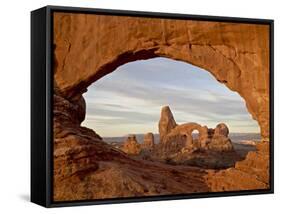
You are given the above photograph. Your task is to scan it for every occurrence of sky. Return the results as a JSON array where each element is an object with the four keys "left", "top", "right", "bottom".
[{"left": 82, "top": 57, "right": 259, "bottom": 137}]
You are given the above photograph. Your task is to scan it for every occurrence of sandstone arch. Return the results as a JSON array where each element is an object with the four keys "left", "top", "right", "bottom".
[
  {"left": 54, "top": 13, "right": 269, "bottom": 141},
  {"left": 164, "top": 122, "right": 209, "bottom": 148}
]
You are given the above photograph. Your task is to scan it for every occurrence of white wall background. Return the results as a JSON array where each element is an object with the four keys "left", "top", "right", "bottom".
[{"left": 0, "top": 0, "right": 279, "bottom": 212}]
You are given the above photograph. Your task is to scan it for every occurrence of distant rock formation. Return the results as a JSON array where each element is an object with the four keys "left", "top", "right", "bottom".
[
  {"left": 208, "top": 123, "right": 233, "bottom": 152},
  {"left": 159, "top": 107, "right": 233, "bottom": 152},
  {"left": 215, "top": 123, "right": 229, "bottom": 136},
  {"left": 159, "top": 106, "right": 177, "bottom": 143},
  {"left": 121, "top": 134, "right": 141, "bottom": 155},
  {"left": 142, "top": 132, "right": 155, "bottom": 150}
]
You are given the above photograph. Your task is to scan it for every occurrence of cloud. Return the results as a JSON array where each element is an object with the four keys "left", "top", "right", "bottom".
[{"left": 82, "top": 57, "right": 259, "bottom": 137}]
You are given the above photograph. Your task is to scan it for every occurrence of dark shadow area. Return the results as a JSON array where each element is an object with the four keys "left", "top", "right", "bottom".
[
  {"left": 232, "top": 143, "right": 257, "bottom": 157},
  {"left": 121, "top": 141, "right": 258, "bottom": 170}
]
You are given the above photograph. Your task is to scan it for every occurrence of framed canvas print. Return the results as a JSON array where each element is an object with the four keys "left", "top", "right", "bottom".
[{"left": 31, "top": 5, "right": 274, "bottom": 207}]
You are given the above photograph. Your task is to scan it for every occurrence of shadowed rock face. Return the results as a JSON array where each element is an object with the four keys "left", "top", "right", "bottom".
[{"left": 52, "top": 13, "right": 270, "bottom": 201}]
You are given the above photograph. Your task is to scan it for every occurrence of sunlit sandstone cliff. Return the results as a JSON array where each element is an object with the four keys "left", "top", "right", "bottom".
[{"left": 53, "top": 12, "right": 270, "bottom": 201}]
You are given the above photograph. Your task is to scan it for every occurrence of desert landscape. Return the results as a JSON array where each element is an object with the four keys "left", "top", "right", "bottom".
[
  {"left": 105, "top": 106, "right": 260, "bottom": 169},
  {"left": 52, "top": 12, "right": 270, "bottom": 201}
]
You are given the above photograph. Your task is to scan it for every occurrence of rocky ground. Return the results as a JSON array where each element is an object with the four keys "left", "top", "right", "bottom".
[
  {"left": 116, "top": 135, "right": 261, "bottom": 171},
  {"left": 54, "top": 126, "right": 269, "bottom": 201}
]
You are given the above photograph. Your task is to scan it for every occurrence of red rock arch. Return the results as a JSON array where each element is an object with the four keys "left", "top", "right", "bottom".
[
  {"left": 53, "top": 12, "right": 270, "bottom": 141},
  {"left": 166, "top": 123, "right": 207, "bottom": 147}
]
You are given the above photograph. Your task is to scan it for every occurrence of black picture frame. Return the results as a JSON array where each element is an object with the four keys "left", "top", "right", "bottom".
[{"left": 31, "top": 5, "right": 274, "bottom": 208}]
